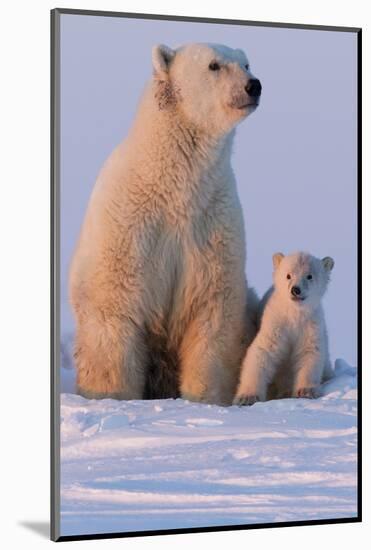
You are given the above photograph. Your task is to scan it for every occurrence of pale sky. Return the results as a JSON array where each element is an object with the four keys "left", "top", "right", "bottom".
[{"left": 60, "top": 14, "right": 358, "bottom": 364}]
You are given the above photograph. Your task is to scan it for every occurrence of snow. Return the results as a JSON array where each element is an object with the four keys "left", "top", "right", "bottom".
[{"left": 59, "top": 358, "right": 358, "bottom": 537}]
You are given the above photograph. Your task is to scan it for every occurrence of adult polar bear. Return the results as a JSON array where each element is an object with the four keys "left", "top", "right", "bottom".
[{"left": 70, "top": 43, "right": 262, "bottom": 405}]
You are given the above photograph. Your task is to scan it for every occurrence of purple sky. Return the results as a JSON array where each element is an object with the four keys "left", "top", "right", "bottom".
[{"left": 60, "top": 14, "right": 357, "bottom": 364}]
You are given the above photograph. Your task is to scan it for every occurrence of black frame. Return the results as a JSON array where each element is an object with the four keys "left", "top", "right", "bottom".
[{"left": 51, "top": 7, "right": 362, "bottom": 542}]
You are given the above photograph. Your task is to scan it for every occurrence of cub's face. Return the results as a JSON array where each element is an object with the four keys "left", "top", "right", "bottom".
[
  {"left": 152, "top": 43, "right": 261, "bottom": 136},
  {"left": 273, "top": 252, "right": 334, "bottom": 309}
]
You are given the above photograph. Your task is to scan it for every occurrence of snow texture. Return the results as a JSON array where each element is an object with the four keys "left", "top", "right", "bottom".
[{"left": 60, "top": 358, "right": 358, "bottom": 537}]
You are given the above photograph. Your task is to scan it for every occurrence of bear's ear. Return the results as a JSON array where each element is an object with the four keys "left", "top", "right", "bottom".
[
  {"left": 322, "top": 256, "right": 335, "bottom": 271},
  {"left": 272, "top": 252, "right": 285, "bottom": 269},
  {"left": 152, "top": 44, "right": 175, "bottom": 77}
]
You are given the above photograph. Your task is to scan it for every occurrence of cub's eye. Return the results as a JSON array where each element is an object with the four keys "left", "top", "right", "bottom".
[
  {"left": 287, "top": 274, "right": 291, "bottom": 280},
  {"left": 307, "top": 274, "right": 313, "bottom": 280},
  {"left": 245, "top": 64, "right": 250, "bottom": 71},
  {"left": 209, "top": 61, "right": 221, "bottom": 71}
]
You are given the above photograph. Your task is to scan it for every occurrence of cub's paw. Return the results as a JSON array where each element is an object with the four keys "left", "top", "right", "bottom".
[
  {"left": 233, "top": 394, "right": 260, "bottom": 407},
  {"left": 294, "top": 387, "right": 318, "bottom": 399}
]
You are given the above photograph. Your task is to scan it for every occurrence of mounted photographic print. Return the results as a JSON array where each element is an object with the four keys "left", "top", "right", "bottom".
[{"left": 51, "top": 8, "right": 361, "bottom": 542}]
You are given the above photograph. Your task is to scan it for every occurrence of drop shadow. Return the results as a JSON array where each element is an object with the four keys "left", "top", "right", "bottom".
[{"left": 18, "top": 521, "right": 49, "bottom": 539}]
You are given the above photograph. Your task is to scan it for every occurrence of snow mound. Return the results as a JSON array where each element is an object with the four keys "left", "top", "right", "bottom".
[{"left": 60, "top": 358, "right": 358, "bottom": 537}]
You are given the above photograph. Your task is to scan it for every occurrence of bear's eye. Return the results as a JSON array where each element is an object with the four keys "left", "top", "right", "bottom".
[
  {"left": 209, "top": 61, "right": 221, "bottom": 71},
  {"left": 307, "top": 274, "right": 313, "bottom": 280},
  {"left": 245, "top": 64, "right": 250, "bottom": 71},
  {"left": 287, "top": 274, "right": 291, "bottom": 280}
]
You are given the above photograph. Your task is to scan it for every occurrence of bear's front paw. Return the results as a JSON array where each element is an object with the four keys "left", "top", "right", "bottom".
[
  {"left": 294, "top": 387, "right": 318, "bottom": 399},
  {"left": 233, "top": 394, "right": 260, "bottom": 407}
]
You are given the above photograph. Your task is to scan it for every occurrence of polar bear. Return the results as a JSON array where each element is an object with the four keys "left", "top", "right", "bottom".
[
  {"left": 69, "top": 43, "right": 262, "bottom": 405},
  {"left": 234, "top": 252, "right": 334, "bottom": 405}
]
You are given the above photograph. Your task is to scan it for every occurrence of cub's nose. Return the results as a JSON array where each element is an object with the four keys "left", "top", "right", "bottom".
[
  {"left": 291, "top": 286, "right": 301, "bottom": 297},
  {"left": 245, "top": 78, "right": 262, "bottom": 98}
]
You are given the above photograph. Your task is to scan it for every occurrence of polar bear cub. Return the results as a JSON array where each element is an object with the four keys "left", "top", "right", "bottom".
[{"left": 234, "top": 252, "right": 334, "bottom": 405}]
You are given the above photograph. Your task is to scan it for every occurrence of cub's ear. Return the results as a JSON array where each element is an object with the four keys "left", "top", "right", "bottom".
[
  {"left": 322, "top": 256, "right": 335, "bottom": 271},
  {"left": 152, "top": 44, "right": 175, "bottom": 77},
  {"left": 272, "top": 252, "right": 285, "bottom": 269}
]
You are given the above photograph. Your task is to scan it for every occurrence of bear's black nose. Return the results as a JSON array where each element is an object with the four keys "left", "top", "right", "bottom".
[
  {"left": 291, "top": 286, "right": 301, "bottom": 297},
  {"left": 245, "top": 79, "right": 262, "bottom": 98}
]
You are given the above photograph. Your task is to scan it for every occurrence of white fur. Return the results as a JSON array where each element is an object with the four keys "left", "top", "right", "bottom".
[
  {"left": 234, "top": 252, "right": 334, "bottom": 405},
  {"left": 69, "top": 43, "right": 260, "bottom": 405}
]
